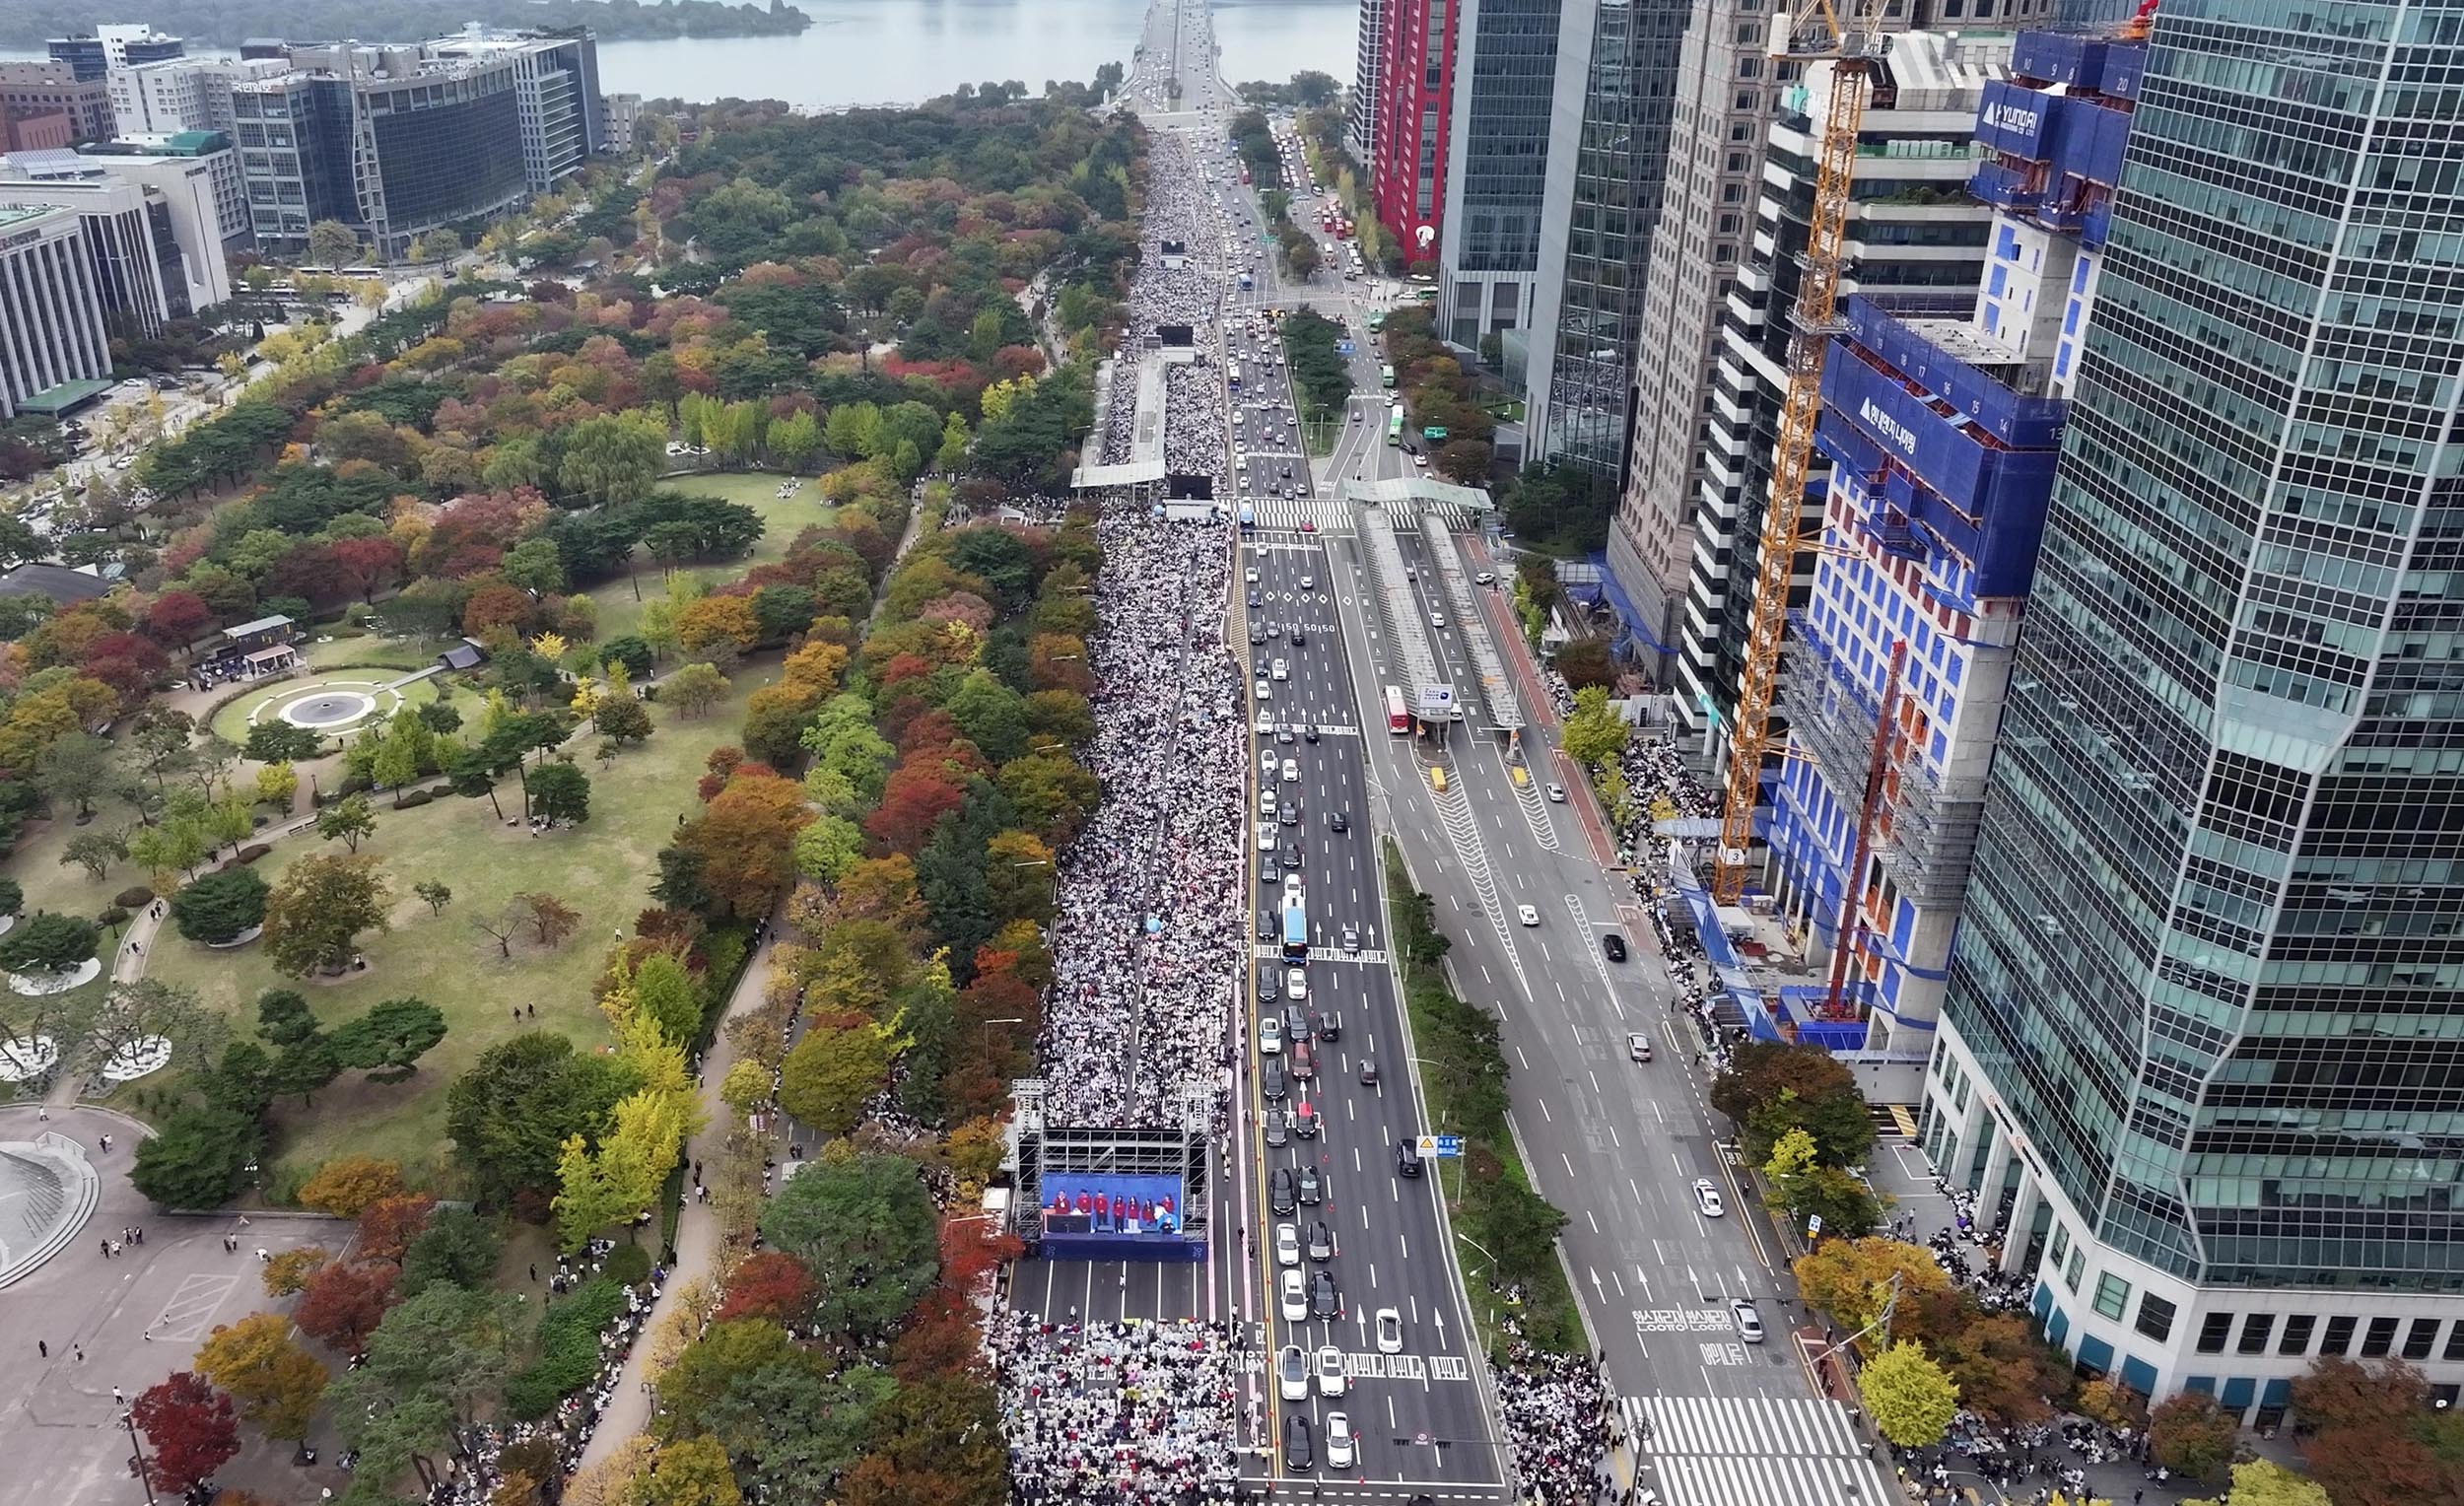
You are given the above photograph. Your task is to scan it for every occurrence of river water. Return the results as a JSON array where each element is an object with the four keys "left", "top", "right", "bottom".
[{"left": 592, "top": 0, "right": 1356, "bottom": 108}]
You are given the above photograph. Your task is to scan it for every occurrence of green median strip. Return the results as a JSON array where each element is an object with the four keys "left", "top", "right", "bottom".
[{"left": 1380, "top": 838, "right": 1584, "bottom": 1358}]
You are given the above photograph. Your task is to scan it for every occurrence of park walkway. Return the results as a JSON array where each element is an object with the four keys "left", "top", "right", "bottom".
[{"left": 573, "top": 932, "right": 780, "bottom": 1471}]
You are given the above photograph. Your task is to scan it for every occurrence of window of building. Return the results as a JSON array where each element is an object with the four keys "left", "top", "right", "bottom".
[
  {"left": 2196, "top": 1313, "right": 2232, "bottom": 1354},
  {"left": 2322, "top": 1316, "right": 2358, "bottom": 1356},
  {"left": 2281, "top": 1315, "right": 2315, "bottom": 1355},
  {"left": 2135, "top": 1294, "right": 2176, "bottom": 1343},
  {"left": 2065, "top": 1248, "right": 2085, "bottom": 1292},
  {"left": 2362, "top": 1317, "right": 2398, "bottom": 1357},
  {"left": 2237, "top": 1315, "right": 2275, "bottom": 1354},
  {"left": 2048, "top": 1225, "right": 2070, "bottom": 1270},
  {"left": 2444, "top": 1324, "right": 2464, "bottom": 1362},
  {"left": 2404, "top": 1320, "right": 2439, "bottom": 1361},
  {"left": 2092, "top": 1273, "right": 2131, "bottom": 1322}
]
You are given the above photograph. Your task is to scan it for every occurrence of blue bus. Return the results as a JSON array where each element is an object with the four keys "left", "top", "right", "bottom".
[{"left": 1281, "top": 899, "right": 1309, "bottom": 960}]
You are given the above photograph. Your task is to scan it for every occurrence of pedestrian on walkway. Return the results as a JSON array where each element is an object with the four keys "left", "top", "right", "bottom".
[
  {"left": 72, "top": 1344, "right": 83, "bottom": 1363},
  {"left": 111, "top": 1386, "right": 123, "bottom": 1405},
  {"left": 35, "top": 1340, "right": 45, "bottom": 1358}
]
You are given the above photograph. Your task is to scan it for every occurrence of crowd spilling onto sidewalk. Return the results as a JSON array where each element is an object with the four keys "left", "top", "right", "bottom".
[{"left": 989, "top": 1313, "right": 1242, "bottom": 1503}]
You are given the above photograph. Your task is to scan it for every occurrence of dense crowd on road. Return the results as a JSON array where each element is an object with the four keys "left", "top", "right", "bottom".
[
  {"left": 1098, "top": 128, "right": 1233, "bottom": 487},
  {"left": 989, "top": 1313, "right": 1242, "bottom": 1503},
  {"left": 1495, "top": 1338, "right": 1615, "bottom": 1505}
]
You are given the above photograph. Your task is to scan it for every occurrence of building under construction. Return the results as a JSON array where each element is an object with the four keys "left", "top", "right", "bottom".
[{"left": 1755, "top": 26, "right": 2139, "bottom": 1055}]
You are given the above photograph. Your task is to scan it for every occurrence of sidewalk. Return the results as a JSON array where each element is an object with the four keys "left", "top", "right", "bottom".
[{"left": 571, "top": 934, "right": 779, "bottom": 1470}]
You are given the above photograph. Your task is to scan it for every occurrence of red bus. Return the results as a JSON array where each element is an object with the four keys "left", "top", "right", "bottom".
[{"left": 1384, "top": 685, "right": 1410, "bottom": 734}]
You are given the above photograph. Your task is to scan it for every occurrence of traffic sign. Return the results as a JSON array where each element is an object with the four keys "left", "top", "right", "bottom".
[
  {"left": 1806, "top": 1212, "right": 1823, "bottom": 1240},
  {"left": 1417, "top": 1133, "right": 1465, "bottom": 1158}
]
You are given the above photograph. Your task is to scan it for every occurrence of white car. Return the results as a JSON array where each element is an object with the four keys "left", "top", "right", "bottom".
[
  {"left": 1282, "top": 1268, "right": 1308, "bottom": 1323},
  {"left": 1276, "top": 1222, "right": 1302, "bottom": 1267},
  {"left": 1517, "top": 904, "right": 1540, "bottom": 926},
  {"left": 1260, "top": 1017, "right": 1284, "bottom": 1054},
  {"left": 1256, "top": 679, "right": 1272, "bottom": 701},
  {"left": 1429, "top": 610, "right": 1447, "bottom": 628},
  {"left": 1374, "top": 1307, "right": 1403, "bottom": 1354},
  {"left": 1545, "top": 784, "right": 1566, "bottom": 802},
  {"left": 1732, "top": 1299, "right": 1765, "bottom": 1343},
  {"left": 1271, "top": 658, "right": 1289, "bottom": 682},
  {"left": 1262, "top": 749, "right": 1280, "bottom": 776},
  {"left": 1261, "top": 788, "right": 1277, "bottom": 817},
  {"left": 1277, "top": 1342, "right": 1309, "bottom": 1400},
  {"left": 1693, "top": 1179, "right": 1726, "bottom": 1217},
  {"left": 1246, "top": 568, "right": 1260, "bottom": 584},
  {"left": 1327, "top": 1412, "right": 1356, "bottom": 1469},
  {"left": 1281, "top": 758, "right": 1300, "bottom": 783},
  {"left": 1300, "top": 574, "right": 1316, "bottom": 590},
  {"left": 1315, "top": 1344, "right": 1347, "bottom": 1397},
  {"left": 1285, "top": 969, "right": 1308, "bottom": 1001}
]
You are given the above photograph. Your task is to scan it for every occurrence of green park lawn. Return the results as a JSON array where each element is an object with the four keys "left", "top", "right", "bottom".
[
  {"left": 592, "top": 471, "right": 834, "bottom": 642},
  {"left": 143, "top": 668, "right": 761, "bottom": 1190},
  {"left": 204, "top": 667, "right": 445, "bottom": 748}
]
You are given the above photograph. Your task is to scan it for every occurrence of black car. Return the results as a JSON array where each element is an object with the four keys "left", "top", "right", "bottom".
[
  {"left": 1302, "top": 721, "right": 1319, "bottom": 740},
  {"left": 1262, "top": 859, "right": 1282, "bottom": 884},
  {"left": 1264, "top": 1107, "right": 1289, "bottom": 1146},
  {"left": 1604, "top": 933, "right": 1628, "bottom": 962},
  {"left": 1318, "top": 1011, "right": 1340, "bottom": 1042},
  {"left": 1329, "top": 810, "right": 1348, "bottom": 833},
  {"left": 1297, "top": 1165, "right": 1324, "bottom": 1204},
  {"left": 1311, "top": 1269, "right": 1339, "bottom": 1318},
  {"left": 1248, "top": 591, "right": 1262, "bottom": 608},
  {"left": 1259, "top": 915, "right": 1276, "bottom": 942},
  {"left": 1285, "top": 1414, "right": 1315, "bottom": 1472},
  {"left": 1249, "top": 624, "right": 1266, "bottom": 645},
  {"left": 1269, "top": 1166, "right": 1297, "bottom": 1213},
  {"left": 1291, "top": 627, "right": 1308, "bottom": 646},
  {"left": 1262, "top": 1058, "right": 1288, "bottom": 1099},
  {"left": 1396, "top": 1140, "right": 1423, "bottom": 1179}
]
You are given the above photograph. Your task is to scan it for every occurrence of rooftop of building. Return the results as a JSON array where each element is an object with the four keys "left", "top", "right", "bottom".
[{"left": 0, "top": 203, "right": 66, "bottom": 230}]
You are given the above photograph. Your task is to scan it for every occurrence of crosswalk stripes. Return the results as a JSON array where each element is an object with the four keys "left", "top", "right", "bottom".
[
  {"left": 1624, "top": 1394, "right": 1898, "bottom": 1506},
  {"left": 1243, "top": 497, "right": 1484, "bottom": 534}
]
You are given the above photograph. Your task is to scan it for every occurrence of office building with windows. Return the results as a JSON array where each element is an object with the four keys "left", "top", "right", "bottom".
[
  {"left": 230, "top": 29, "right": 601, "bottom": 258},
  {"left": 1923, "top": 0, "right": 2464, "bottom": 1412},
  {"left": 10, "top": 132, "right": 246, "bottom": 307},
  {"left": 1434, "top": 0, "right": 1567, "bottom": 356},
  {"left": 48, "top": 27, "right": 186, "bottom": 83},
  {"left": 1519, "top": 0, "right": 1686, "bottom": 475},
  {"left": 1369, "top": 0, "right": 1459, "bottom": 259},
  {"left": 1350, "top": 0, "right": 1387, "bottom": 164},
  {"left": 0, "top": 203, "right": 120, "bottom": 419},
  {"left": 0, "top": 64, "right": 114, "bottom": 146},
  {"left": 1672, "top": 31, "right": 2007, "bottom": 746}
]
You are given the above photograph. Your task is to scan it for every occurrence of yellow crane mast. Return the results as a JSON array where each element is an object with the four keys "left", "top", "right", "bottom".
[{"left": 1713, "top": 0, "right": 1895, "bottom": 905}]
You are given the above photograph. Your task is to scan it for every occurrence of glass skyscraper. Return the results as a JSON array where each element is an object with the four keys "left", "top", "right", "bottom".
[{"left": 1926, "top": 0, "right": 2464, "bottom": 1409}]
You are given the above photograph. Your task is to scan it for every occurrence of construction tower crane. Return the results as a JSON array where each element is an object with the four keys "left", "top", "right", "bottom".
[{"left": 1712, "top": 0, "right": 1896, "bottom": 905}]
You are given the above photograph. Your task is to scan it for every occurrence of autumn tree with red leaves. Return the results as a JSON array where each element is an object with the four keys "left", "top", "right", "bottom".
[
  {"left": 293, "top": 1258, "right": 399, "bottom": 1356},
  {"left": 710, "top": 1251, "right": 818, "bottom": 1326},
  {"left": 132, "top": 1372, "right": 240, "bottom": 1493}
]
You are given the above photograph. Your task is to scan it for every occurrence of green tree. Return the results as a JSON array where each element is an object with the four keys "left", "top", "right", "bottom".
[
  {"left": 306, "top": 220, "right": 360, "bottom": 268},
  {"left": 266, "top": 1032, "right": 342, "bottom": 1107},
  {"left": 399, "top": 1207, "right": 501, "bottom": 1297},
  {"left": 661, "top": 661, "right": 729, "bottom": 718},
  {"left": 245, "top": 721, "right": 325, "bottom": 764},
  {"left": 767, "top": 408, "right": 820, "bottom": 472},
  {"left": 1860, "top": 1340, "right": 1959, "bottom": 1448},
  {"left": 445, "top": 1032, "right": 631, "bottom": 1202},
  {"left": 33, "top": 730, "right": 112, "bottom": 820},
  {"left": 530, "top": 762, "right": 591, "bottom": 825},
  {"left": 60, "top": 828, "right": 129, "bottom": 882},
  {"left": 316, "top": 793, "right": 377, "bottom": 853},
  {"left": 0, "top": 912, "right": 98, "bottom": 975},
  {"left": 330, "top": 996, "right": 448, "bottom": 1079},
  {"left": 757, "top": 1151, "right": 938, "bottom": 1338},
  {"left": 169, "top": 867, "right": 270, "bottom": 944},
  {"left": 413, "top": 879, "right": 452, "bottom": 916},
  {"left": 558, "top": 410, "right": 668, "bottom": 509},
  {"left": 630, "top": 953, "right": 705, "bottom": 1046},
  {"left": 777, "top": 1019, "right": 897, "bottom": 1137},
  {"left": 130, "top": 1106, "right": 261, "bottom": 1209},
  {"left": 262, "top": 852, "right": 391, "bottom": 977},
  {"left": 792, "top": 815, "right": 865, "bottom": 886},
  {"left": 1559, "top": 686, "right": 1627, "bottom": 770}
]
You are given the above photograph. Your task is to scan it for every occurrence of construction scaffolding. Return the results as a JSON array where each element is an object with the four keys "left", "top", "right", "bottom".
[{"left": 1781, "top": 620, "right": 1985, "bottom": 911}]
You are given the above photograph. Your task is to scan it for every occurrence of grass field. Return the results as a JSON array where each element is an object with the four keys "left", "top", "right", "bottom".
[
  {"left": 592, "top": 472, "right": 834, "bottom": 642},
  {"left": 144, "top": 669, "right": 761, "bottom": 1189}
]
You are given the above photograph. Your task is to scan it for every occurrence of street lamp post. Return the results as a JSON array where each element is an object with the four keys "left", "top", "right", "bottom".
[{"left": 120, "top": 1408, "right": 157, "bottom": 1506}]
